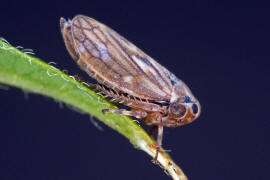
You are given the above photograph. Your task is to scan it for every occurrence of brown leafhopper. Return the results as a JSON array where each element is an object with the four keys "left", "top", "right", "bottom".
[{"left": 60, "top": 15, "right": 201, "bottom": 162}]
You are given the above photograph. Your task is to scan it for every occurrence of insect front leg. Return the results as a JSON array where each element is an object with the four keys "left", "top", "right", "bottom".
[
  {"left": 144, "top": 112, "right": 164, "bottom": 163},
  {"left": 102, "top": 108, "right": 148, "bottom": 119},
  {"left": 151, "top": 115, "right": 164, "bottom": 164},
  {"left": 153, "top": 122, "right": 163, "bottom": 163}
]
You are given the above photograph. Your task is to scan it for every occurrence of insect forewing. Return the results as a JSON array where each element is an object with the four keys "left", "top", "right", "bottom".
[{"left": 70, "top": 15, "right": 178, "bottom": 101}]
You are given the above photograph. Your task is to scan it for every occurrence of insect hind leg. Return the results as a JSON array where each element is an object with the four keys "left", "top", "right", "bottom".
[{"left": 102, "top": 108, "right": 147, "bottom": 119}]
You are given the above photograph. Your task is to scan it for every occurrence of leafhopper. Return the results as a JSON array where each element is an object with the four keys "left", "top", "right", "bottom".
[{"left": 60, "top": 15, "right": 201, "bottom": 162}]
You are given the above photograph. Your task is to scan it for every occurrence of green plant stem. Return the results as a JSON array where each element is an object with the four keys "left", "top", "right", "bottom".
[{"left": 0, "top": 39, "right": 187, "bottom": 180}]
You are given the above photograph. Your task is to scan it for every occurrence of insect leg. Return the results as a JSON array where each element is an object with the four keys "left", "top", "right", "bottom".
[
  {"left": 152, "top": 116, "right": 163, "bottom": 164},
  {"left": 102, "top": 109, "right": 147, "bottom": 119}
]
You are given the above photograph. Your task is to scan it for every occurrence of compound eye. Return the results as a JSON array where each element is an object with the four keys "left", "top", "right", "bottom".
[
  {"left": 170, "top": 103, "right": 187, "bottom": 117},
  {"left": 192, "top": 103, "right": 199, "bottom": 114}
]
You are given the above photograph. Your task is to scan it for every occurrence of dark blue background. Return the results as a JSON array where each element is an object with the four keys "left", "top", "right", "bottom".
[{"left": 0, "top": 1, "right": 269, "bottom": 180}]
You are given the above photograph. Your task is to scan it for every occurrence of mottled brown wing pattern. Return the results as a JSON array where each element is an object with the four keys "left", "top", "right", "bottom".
[
  {"left": 61, "top": 15, "right": 201, "bottom": 163},
  {"left": 70, "top": 15, "right": 177, "bottom": 101}
]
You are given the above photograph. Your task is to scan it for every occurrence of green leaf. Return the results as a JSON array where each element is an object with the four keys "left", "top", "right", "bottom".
[{"left": 0, "top": 39, "right": 187, "bottom": 180}]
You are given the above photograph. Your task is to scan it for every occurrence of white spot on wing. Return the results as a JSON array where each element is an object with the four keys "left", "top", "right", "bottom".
[
  {"left": 97, "top": 43, "right": 109, "bottom": 60},
  {"left": 114, "top": 74, "right": 120, "bottom": 78},
  {"left": 79, "top": 43, "right": 86, "bottom": 52},
  {"left": 132, "top": 55, "right": 147, "bottom": 70},
  {"left": 170, "top": 81, "right": 182, "bottom": 102},
  {"left": 170, "top": 90, "right": 179, "bottom": 102},
  {"left": 123, "top": 76, "right": 133, "bottom": 83},
  {"left": 84, "top": 40, "right": 99, "bottom": 57},
  {"left": 132, "top": 55, "right": 157, "bottom": 75}
]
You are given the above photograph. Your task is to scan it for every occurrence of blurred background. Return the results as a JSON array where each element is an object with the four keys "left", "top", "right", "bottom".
[{"left": 0, "top": 1, "right": 269, "bottom": 180}]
